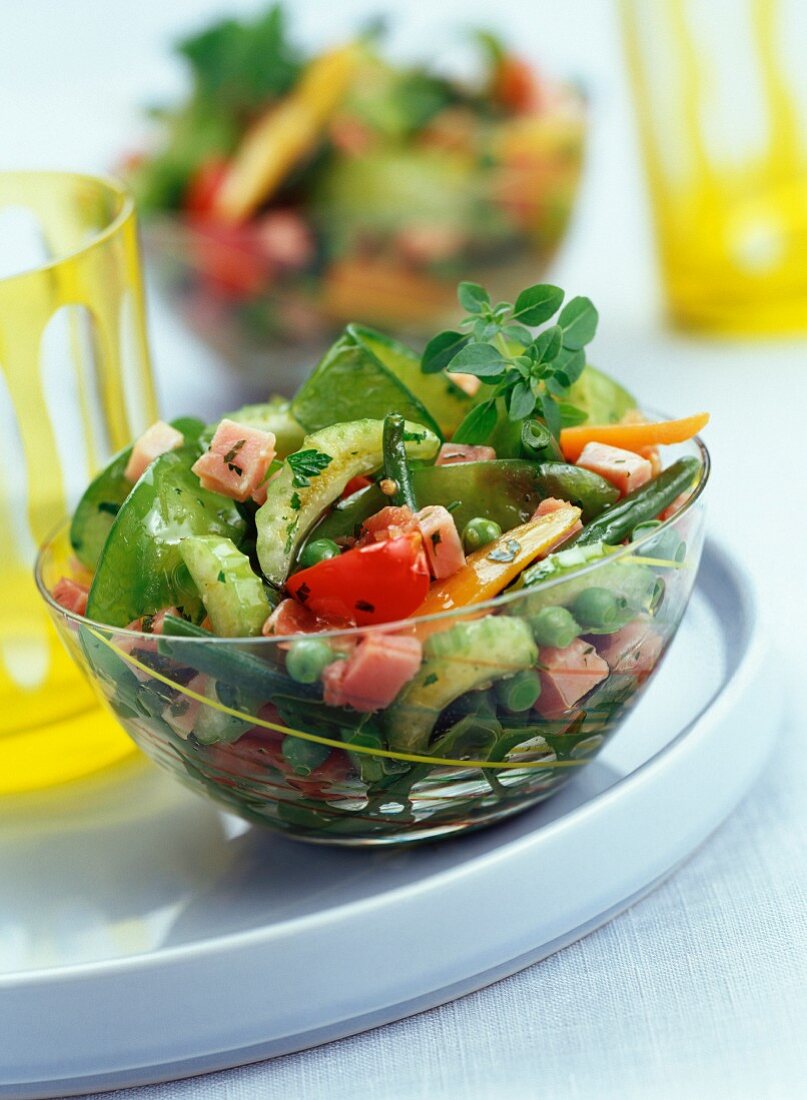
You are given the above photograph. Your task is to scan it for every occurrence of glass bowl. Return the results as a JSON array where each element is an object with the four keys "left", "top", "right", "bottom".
[
  {"left": 140, "top": 108, "right": 587, "bottom": 391},
  {"left": 36, "top": 439, "right": 707, "bottom": 846}
]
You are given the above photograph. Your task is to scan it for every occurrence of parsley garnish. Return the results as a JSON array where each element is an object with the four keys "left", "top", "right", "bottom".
[
  {"left": 217, "top": 570, "right": 226, "bottom": 583},
  {"left": 290, "top": 491, "right": 301, "bottom": 511},
  {"left": 222, "top": 438, "right": 246, "bottom": 476},
  {"left": 355, "top": 599, "right": 375, "bottom": 613},
  {"left": 288, "top": 448, "right": 332, "bottom": 488},
  {"left": 421, "top": 280, "right": 598, "bottom": 445},
  {"left": 423, "top": 673, "right": 439, "bottom": 686},
  {"left": 487, "top": 539, "right": 521, "bottom": 564}
]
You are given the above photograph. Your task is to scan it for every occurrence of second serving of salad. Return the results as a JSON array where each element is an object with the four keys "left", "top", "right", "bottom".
[{"left": 44, "top": 279, "right": 709, "bottom": 843}]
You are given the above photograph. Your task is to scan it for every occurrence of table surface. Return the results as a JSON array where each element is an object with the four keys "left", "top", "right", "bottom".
[{"left": 3, "top": 2, "right": 806, "bottom": 1097}]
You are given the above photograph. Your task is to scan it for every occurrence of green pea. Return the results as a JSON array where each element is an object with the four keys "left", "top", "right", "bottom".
[
  {"left": 462, "top": 517, "right": 502, "bottom": 553},
  {"left": 530, "top": 605, "right": 580, "bottom": 648},
  {"left": 571, "top": 587, "right": 621, "bottom": 630},
  {"left": 282, "top": 736, "right": 331, "bottom": 776},
  {"left": 286, "top": 638, "right": 336, "bottom": 684},
  {"left": 496, "top": 669, "right": 542, "bottom": 712},
  {"left": 298, "top": 538, "right": 341, "bottom": 570}
]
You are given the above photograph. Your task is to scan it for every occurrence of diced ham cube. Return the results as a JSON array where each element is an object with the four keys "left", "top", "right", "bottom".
[
  {"left": 256, "top": 210, "right": 315, "bottom": 271},
  {"left": 576, "top": 442, "right": 652, "bottom": 497},
  {"left": 124, "top": 421, "right": 184, "bottom": 484},
  {"left": 535, "top": 638, "right": 609, "bottom": 718},
  {"left": 126, "top": 607, "right": 179, "bottom": 635},
  {"left": 323, "top": 633, "right": 422, "bottom": 712},
  {"left": 361, "top": 505, "right": 418, "bottom": 543},
  {"left": 162, "top": 674, "right": 205, "bottom": 739},
  {"left": 435, "top": 443, "right": 496, "bottom": 466},
  {"left": 532, "top": 497, "right": 584, "bottom": 543},
  {"left": 191, "top": 419, "right": 276, "bottom": 502},
  {"left": 415, "top": 505, "right": 466, "bottom": 580},
  {"left": 595, "top": 620, "right": 664, "bottom": 677},
  {"left": 52, "top": 577, "right": 89, "bottom": 616}
]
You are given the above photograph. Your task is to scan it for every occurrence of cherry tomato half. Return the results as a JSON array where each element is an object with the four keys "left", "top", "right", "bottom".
[{"left": 286, "top": 535, "right": 429, "bottom": 626}]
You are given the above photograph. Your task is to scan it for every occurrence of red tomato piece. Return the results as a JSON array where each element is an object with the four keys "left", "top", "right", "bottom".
[
  {"left": 286, "top": 535, "right": 429, "bottom": 626},
  {"left": 184, "top": 157, "right": 229, "bottom": 219}
]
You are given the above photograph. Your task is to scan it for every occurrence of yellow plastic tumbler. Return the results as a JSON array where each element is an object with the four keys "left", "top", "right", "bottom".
[
  {"left": 621, "top": 0, "right": 807, "bottom": 335},
  {"left": 0, "top": 172, "right": 158, "bottom": 792}
]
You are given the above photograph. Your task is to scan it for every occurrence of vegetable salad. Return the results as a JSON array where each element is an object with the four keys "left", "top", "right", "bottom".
[
  {"left": 49, "top": 279, "right": 709, "bottom": 841},
  {"left": 127, "top": 5, "right": 586, "bottom": 343}
]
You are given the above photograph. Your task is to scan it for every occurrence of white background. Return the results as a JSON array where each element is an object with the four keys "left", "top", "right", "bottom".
[{"left": 2, "top": 2, "right": 805, "bottom": 1097}]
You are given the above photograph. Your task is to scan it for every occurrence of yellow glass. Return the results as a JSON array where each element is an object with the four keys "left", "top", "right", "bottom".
[
  {"left": 0, "top": 172, "right": 158, "bottom": 793},
  {"left": 621, "top": 0, "right": 807, "bottom": 334}
]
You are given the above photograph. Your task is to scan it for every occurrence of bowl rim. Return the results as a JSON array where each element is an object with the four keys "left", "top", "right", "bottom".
[{"left": 34, "top": 436, "right": 710, "bottom": 644}]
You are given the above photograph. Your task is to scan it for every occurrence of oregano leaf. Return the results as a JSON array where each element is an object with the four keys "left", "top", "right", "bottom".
[
  {"left": 559, "top": 296, "right": 599, "bottom": 350},
  {"left": 457, "top": 281, "right": 490, "bottom": 314},
  {"left": 508, "top": 380, "right": 536, "bottom": 421},
  {"left": 513, "top": 284, "right": 564, "bottom": 326},
  {"left": 554, "top": 346, "right": 586, "bottom": 383},
  {"left": 422, "top": 331, "right": 468, "bottom": 374},
  {"left": 531, "top": 324, "right": 563, "bottom": 364},
  {"left": 452, "top": 400, "right": 498, "bottom": 445},
  {"left": 449, "top": 341, "right": 510, "bottom": 377},
  {"left": 558, "top": 402, "right": 589, "bottom": 428}
]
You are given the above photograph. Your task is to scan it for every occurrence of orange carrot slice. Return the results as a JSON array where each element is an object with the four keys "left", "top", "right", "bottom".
[
  {"left": 559, "top": 413, "right": 710, "bottom": 462},
  {"left": 414, "top": 503, "right": 581, "bottom": 621}
]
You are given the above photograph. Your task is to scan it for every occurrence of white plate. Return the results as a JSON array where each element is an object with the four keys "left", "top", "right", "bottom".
[{"left": 0, "top": 539, "right": 780, "bottom": 1099}]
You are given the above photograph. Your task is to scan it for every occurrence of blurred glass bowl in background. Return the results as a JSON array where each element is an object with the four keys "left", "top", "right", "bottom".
[{"left": 140, "top": 105, "right": 586, "bottom": 393}]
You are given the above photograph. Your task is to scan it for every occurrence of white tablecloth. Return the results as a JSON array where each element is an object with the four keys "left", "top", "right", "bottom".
[{"left": 4, "top": 2, "right": 805, "bottom": 1095}]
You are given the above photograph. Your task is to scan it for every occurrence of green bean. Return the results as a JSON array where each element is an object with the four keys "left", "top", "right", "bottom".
[
  {"left": 382, "top": 413, "right": 417, "bottom": 510},
  {"left": 577, "top": 457, "right": 700, "bottom": 546}
]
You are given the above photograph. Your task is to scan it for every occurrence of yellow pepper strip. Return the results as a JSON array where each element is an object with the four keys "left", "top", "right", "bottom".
[
  {"left": 214, "top": 43, "right": 362, "bottom": 223},
  {"left": 414, "top": 502, "right": 581, "bottom": 620}
]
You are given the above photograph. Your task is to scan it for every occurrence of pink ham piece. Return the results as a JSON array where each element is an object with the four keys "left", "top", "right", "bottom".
[
  {"left": 415, "top": 505, "right": 466, "bottom": 580},
  {"left": 124, "top": 421, "right": 184, "bottom": 484},
  {"left": 535, "top": 638, "right": 609, "bottom": 718},
  {"left": 192, "top": 419, "right": 276, "bottom": 503},
  {"left": 576, "top": 441, "right": 652, "bottom": 497},
  {"left": 595, "top": 621, "right": 664, "bottom": 678},
  {"left": 361, "top": 505, "right": 417, "bottom": 543},
  {"left": 323, "top": 633, "right": 422, "bottom": 712},
  {"left": 162, "top": 674, "right": 205, "bottom": 739},
  {"left": 52, "top": 578, "right": 89, "bottom": 616},
  {"left": 435, "top": 443, "right": 496, "bottom": 466}
]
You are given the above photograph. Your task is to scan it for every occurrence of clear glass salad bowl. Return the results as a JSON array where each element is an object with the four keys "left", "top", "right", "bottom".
[
  {"left": 141, "top": 122, "right": 586, "bottom": 391},
  {"left": 36, "top": 439, "right": 707, "bottom": 846}
]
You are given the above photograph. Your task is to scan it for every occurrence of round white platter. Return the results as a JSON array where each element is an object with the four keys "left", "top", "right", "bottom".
[{"left": 0, "top": 538, "right": 780, "bottom": 1099}]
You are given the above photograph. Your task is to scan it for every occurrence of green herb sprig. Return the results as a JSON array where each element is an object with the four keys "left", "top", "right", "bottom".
[
  {"left": 422, "top": 281, "right": 598, "bottom": 445},
  {"left": 287, "top": 449, "right": 332, "bottom": 488}
]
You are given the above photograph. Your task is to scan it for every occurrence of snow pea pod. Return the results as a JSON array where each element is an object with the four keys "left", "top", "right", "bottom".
[
  {"left": 310, "top": 459, "right": 617, "bottom": 547},
  {"left": 576, "top": 457, "right": 700, "bottom": 546},
  {"left": 86, "top": 446, "right": 246, "bottom": 627},
  {"left": 70, "top": 417, "right": 204, "bottom": 570}
]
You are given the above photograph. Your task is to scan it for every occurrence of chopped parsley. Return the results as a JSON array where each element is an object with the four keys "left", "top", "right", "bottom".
[
  {"left": 288, "top": 448, "right": 332, "bottom": 488},
  {"left": 290, "top": 491, "right": 302, "bottom": 511},
  {"left": 487, "top": 538, "right": 521, "bottom": 563},
  {"left": 355, "top": 599, "right": 375, "bottom": 613},
  {"left": 222, "top": 438, "right": 246, "bottom": 477}
]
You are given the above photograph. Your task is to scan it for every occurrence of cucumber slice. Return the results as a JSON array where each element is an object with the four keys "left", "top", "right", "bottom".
[
  {"left": 179, "top": 536, "right": 272, "bottom": 637},
  {"left": 568, "top": 364, "right": 637, "bottom": 425},
  {"left": 256, "top": 418, "right": 439, "bottom": 587},
  {"left": 385, "top": 616, "right": 537, "bottom": 753},
  {"left": 86, "top": 447, "right": 245, "bottom": 628},
  {"left": 70, "top": 417, "right": 204, "bottom": 570},
  {"left": 291, "top": 329, "right": 442, "bottom": 438}
]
